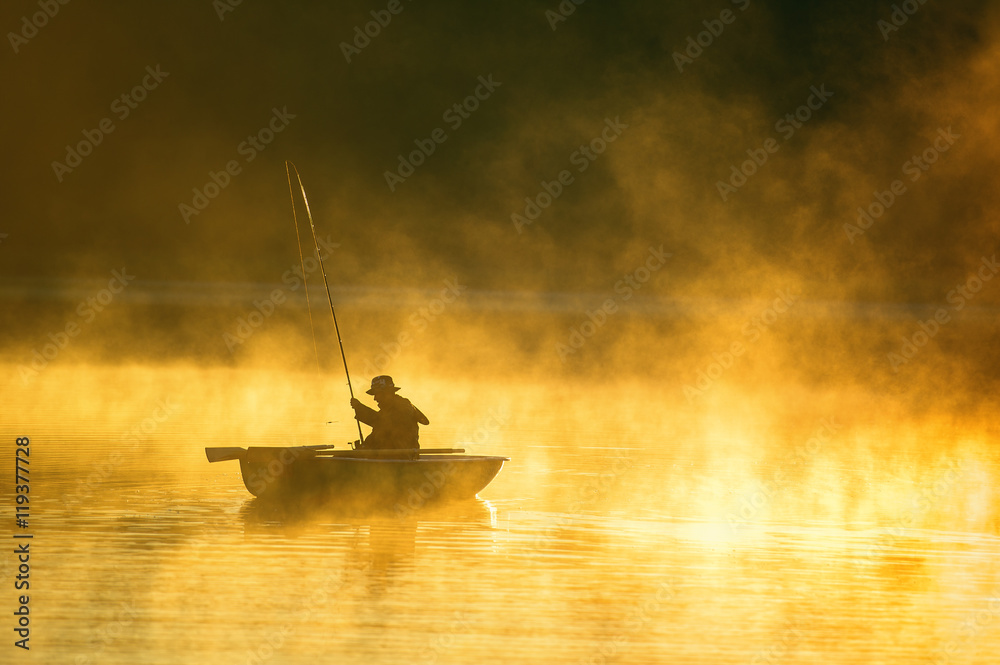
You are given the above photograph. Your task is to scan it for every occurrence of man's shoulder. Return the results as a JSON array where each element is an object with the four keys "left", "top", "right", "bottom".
[{"left": 387, "top": 394, "right": 413, "bottom": 409}]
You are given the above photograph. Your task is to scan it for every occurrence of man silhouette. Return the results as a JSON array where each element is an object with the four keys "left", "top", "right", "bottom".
[{"left": 350, "top": 375, "right": 429, "bottom": 450}]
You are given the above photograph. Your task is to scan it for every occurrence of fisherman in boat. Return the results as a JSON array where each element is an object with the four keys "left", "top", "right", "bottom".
[{"left": 350, "top": 375, "right": 429, "bottom": 450}]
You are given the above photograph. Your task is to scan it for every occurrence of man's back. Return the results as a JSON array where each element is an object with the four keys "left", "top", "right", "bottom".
[{"left": 353, "top": 392, "right": 428, "bottom": 449}]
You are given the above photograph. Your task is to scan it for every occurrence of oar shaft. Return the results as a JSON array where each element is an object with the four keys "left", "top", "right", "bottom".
[{"left": 313, "top": 448, "right": 465, "bottom": 457}]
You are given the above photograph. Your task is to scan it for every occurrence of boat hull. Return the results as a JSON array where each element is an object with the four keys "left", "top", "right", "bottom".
[{"left": 238, "top": 447, "right": 507, "bottom": 507}]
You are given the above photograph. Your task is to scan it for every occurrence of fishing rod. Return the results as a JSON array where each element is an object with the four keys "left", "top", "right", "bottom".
[
  {"left": 285, "top": 160, "right": 365, "bottom": 448},
  {"left": 285, "top": 164, "right": 321, "bottom": 373}
]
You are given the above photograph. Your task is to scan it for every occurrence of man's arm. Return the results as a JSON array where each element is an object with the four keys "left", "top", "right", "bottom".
[{"left": 350, "top": 398, "right": 379, "bottom": 426}]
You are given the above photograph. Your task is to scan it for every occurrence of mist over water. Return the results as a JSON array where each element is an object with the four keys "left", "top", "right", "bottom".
[
  {"left": 3, "top": 357, "right": 1000, "bottom": 663},
  {"left": 4, "top": 0, "right": 1000, "bottom": 662}
]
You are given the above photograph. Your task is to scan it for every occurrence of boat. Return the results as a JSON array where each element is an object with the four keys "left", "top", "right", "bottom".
[
  {"left": 202, "top": 164, "right": 509, "bottom": 509},
  {"left": 206, "top": 445, "right": 508, "bottom": 507}
]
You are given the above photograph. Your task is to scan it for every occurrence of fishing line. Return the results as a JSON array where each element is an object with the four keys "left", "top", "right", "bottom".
[
  {"left": 285, "top": 160, "right": 365, "bottom": 447},
  {"left": 285, "top": 161, "right": 322, "bottom": 374}
]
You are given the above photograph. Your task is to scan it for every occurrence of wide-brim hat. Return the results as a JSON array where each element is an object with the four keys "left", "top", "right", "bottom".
[{"left": 366, "top": 375, "right": 401, "bottom": 395}]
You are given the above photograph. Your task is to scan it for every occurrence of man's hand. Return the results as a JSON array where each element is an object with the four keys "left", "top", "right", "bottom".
[{"left": 350, "top": 397, "right": 363, "bottom": 410}]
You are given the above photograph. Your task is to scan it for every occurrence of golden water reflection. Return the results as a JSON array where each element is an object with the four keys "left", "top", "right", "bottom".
[{"left": 2, "top": 363, "right": 999, "bottom": 663}]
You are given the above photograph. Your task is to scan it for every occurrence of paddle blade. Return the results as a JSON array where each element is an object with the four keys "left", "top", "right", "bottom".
[{"left": 205, "top": 447, "right": 247, "bottom": 463}]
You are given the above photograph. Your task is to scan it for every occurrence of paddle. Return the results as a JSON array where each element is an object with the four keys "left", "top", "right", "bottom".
[
  {"left": 312, "top": 448, "right": 465, "bottom": 458},
  {"left": 205, "top": 444, "right": 338, "bottom": 463},
  {"left": 205, "top": 447, "right": 246, "bottom": 463}
]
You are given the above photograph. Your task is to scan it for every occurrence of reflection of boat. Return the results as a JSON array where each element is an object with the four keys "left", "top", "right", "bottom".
[
  {"left": 206, "top": 446, "right": 508, "bottom": 506},
  {"left": 239, "top": 497, "right": 500, "bottom": 596}
]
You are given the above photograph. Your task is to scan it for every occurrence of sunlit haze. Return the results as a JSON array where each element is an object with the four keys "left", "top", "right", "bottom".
[{"left": 2, "top": 1, "right": 999, "bottom": 663}]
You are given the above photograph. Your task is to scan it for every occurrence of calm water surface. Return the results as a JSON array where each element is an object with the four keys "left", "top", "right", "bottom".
[{"left": 3, "top": 364, "right": 999, "bottom": 664}]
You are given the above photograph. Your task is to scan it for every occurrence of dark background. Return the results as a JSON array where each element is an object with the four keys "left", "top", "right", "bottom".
[{"left": 1, "top": 0, "right": 997, "bottom": 393}]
